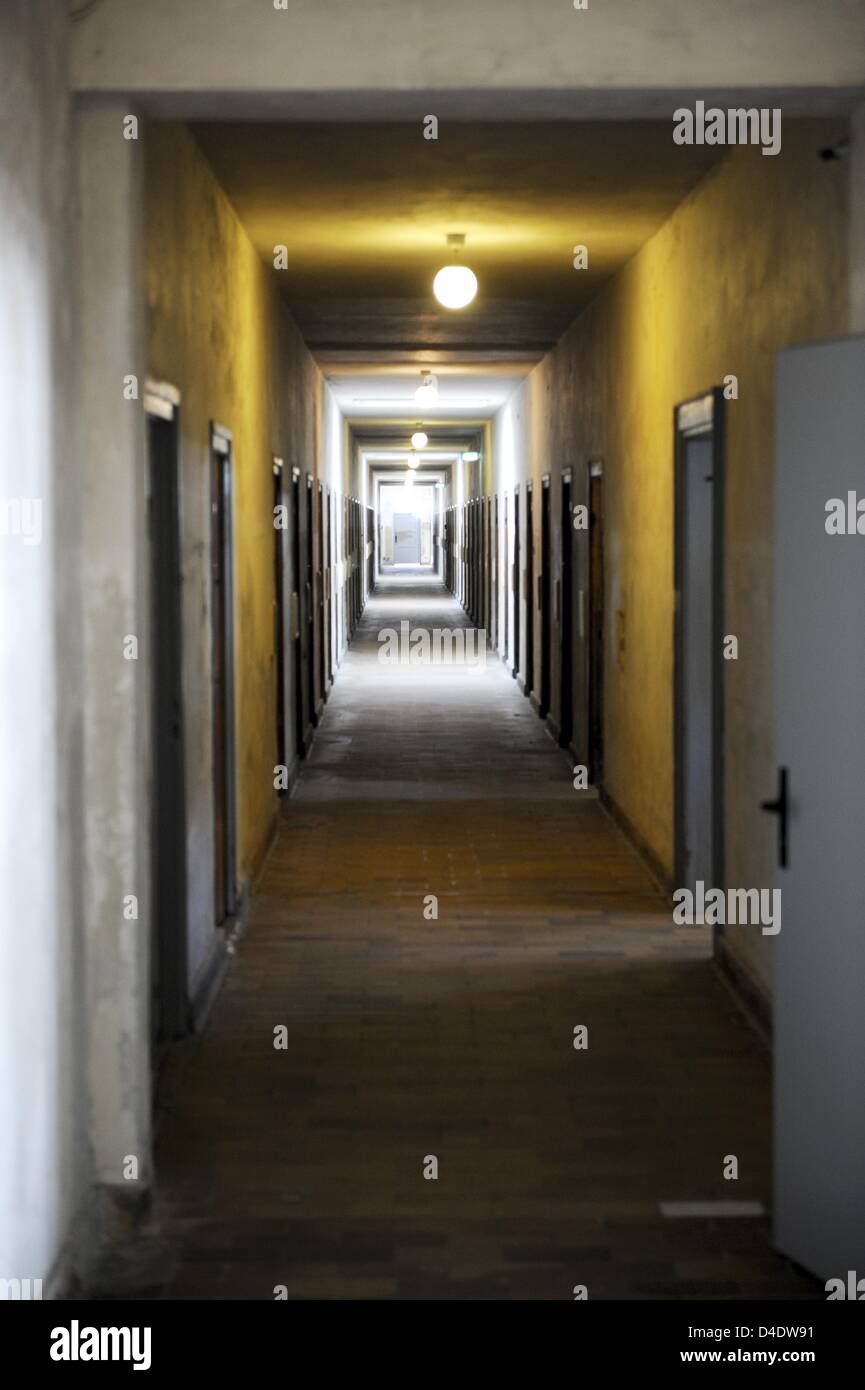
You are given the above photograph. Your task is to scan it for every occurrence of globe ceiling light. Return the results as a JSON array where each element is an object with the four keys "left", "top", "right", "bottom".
[
  {"left": 411, "top": 429, "right": 428, "bottom": 450},
  {"left": 404, "top": 471, "right": 416, "bottom": 486},
  {"left": 433, "top": 233, "right": 478, "bottom": 310},
  {"left": 415, "top": 372, "right": 438, "bottom": 406},
  {"left": 407, "top": 451, "right": 421, "bottom": 469}
]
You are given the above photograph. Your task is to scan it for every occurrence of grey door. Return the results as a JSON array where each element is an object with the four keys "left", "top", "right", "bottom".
[
  {"left": 674, "top": 391, "right": 724, "bottom": 895},
  {"left": 772, "top": 335, "right": 865, "bottom": 1281},
  {"left": 392, "top": 512, "right": 420, "bottom": 564}
]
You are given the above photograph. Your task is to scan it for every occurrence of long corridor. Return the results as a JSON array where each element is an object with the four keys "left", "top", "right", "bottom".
[{"left": 100, "top": 579, "right": 818, "bottom": 1301}]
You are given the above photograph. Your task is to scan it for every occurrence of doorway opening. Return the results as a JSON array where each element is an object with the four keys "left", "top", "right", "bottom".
[
  {"left": 146, "top": 383, "right": 188, "bottom": 1043},
  {"left": 673, "top": 389, "right": 725, "bottom": 893},
  {"left": 560, "top": 470, "right": 574, "bottom": 750},
  {"left": 587, "top": 462, "right": 605, "bottom": 785},
  {"left": 539, "top": 475, "right": 552, "bottom": 718},
  {"left": 210, "top": 422, "right": 237, "bottom": 928}
]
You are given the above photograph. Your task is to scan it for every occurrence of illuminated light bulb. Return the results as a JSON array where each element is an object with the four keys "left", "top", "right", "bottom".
[
  {"left": 433, "top": 263, "right": 478, "bottom": 310},
  {"left": 411, "top": 430, "right": 428, "bottom": 450},
  {"left": 415, "top": 373, "right": 438, "bottom": 405},
  {"left": 461, "top": 450, "right": 480, "bottom": 462},
  {"left": 407, "top": 452, "right": 420, "bottom": 469}
]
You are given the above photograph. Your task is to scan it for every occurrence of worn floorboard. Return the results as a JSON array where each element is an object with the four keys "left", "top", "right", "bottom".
[{"left": 113, "top": 575, "right": 816, "bottom": 1300}]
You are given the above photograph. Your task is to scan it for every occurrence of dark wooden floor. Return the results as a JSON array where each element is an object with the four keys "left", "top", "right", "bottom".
[{"left": 117, "top": 576, "right": 817, "bottom": 1299}]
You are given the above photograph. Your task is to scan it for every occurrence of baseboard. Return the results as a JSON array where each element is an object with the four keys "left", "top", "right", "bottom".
[
  {"left": 44, "top": 1184, "right": 110, "bottom": 1299},
  {"left": 598, "top": 786, "right": 672, "bottom": 896},
  {"left": 249, "top": 811, "right": 279, "bottom": 887},
  {"left": 517, "top": 674, "right": 526, "bottom": 694},
  {"left": 545, "top": 713, "right": 560, "bottom": 743},
  {"left": 714, "top": 936, "right": 772, "bottom": 1046},
  {"left": 599, "top": 789, "right": 773, "bottom": 1046},
  {"left": 282, "top": 752, "right": 301, "bottom": 796},
  {"left": 187, "top": 931, "right": 231, "bottom": 1035},
  {"left": 529, "top": 691, "right": 541, "bottom": 715}
]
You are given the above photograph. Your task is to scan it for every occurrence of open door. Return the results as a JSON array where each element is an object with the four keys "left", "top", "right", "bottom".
[
  {"left": 673, "top": 391, "right": 724, "bottom": 893},
  {"left": 146, "top": 382, "right": 187, "bottom": 1042},
  {"left": 210, "top": 422, "right": 237, "bottom": 926},
  {"left": 772, "top": 335, "right": 865, "bottom": 1281}
]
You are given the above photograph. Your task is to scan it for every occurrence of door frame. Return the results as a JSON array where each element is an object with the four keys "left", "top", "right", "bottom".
[
  {"left": 586, "top": 459, "right": 605, "bottom": 784},
  {"left": 144, "top": 379, "right": 188, "bottom": 1041},
  {"left": 524, "top": 480, "right": 534, "bottom": 700},
  {"left": 291, "top": 465, "right": 304, "bottom": 758},
  {"left": 673, "top": 387, "right": 726, "bottom": 892},
  {"left": 305, "top": 472, "right": 316, "bottom": 735},
  {"left": 512, "top": 485, "right": 521, "bottom": 679},
  {"left": 316, "top": 480, "right": 326, "bottom": 715},
  {"left": 273, "top": 455, "right": 287, "bottom": 787},
  {"left": 210, "top": 421, "right": 238, "bottom": 925},
  {"left": 560, "top": 468, "right": 574, "bottom": 751},
  {"left": 539, "top": 473, "right": 552, "bottom": 718}
]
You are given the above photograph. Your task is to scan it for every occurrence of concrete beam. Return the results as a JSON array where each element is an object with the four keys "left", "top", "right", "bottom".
[{"left": 71, "top": 1, "right": 865, "bottom": 108}]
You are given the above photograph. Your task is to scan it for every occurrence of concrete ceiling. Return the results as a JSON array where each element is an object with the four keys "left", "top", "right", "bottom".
[{"left": 192, "top": 121, "right": 722, "bottom": 354}]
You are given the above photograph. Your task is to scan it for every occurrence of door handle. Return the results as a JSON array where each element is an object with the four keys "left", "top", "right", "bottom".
[{"left": 760, "top": 766, "right": 788, "bottom": 869}]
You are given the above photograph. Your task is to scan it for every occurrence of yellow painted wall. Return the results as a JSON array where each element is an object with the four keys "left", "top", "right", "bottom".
[
  {"left": 501, "top": 121, "right": 848, "bottom": 994},
  {"left": 144, "top": 123, "right": 321, "bottom": 986}
]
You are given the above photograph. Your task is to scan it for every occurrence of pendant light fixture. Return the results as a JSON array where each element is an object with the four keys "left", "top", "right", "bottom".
[
  {"left": 433, "top": 233, "right": 478, "bottom": 310},
  {"left": 411, "top": 426, "right": 428, "bottom": 450},
  {"left": 414, "top": 372, "right": 438, "bottom": 405}
]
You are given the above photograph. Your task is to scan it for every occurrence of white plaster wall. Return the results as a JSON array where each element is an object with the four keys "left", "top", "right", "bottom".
[{"left": 0, "top": 0, "right": 90, "bottom": 1288}]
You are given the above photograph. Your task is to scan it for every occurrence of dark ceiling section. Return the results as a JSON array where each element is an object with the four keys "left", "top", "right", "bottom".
[
  {"left": 352, "top": 422, "right": 483, "bottom": 450},
  {"left": 192, "top": 121, "right": 721, "bottom": 355},
  {"left": 291, "top": 298, "right": 576, "bottom": 353}
]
